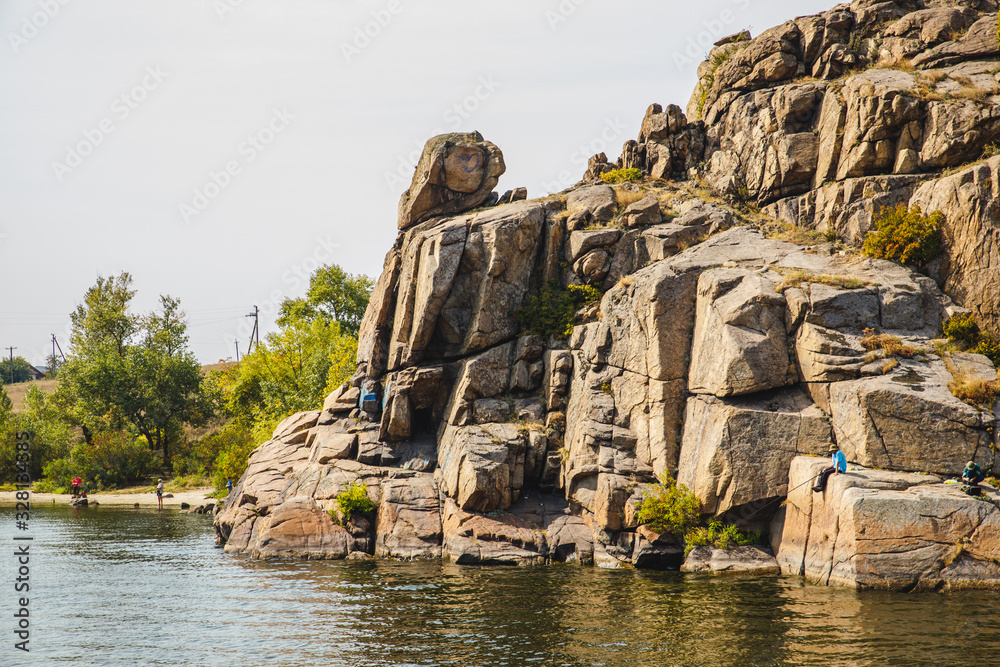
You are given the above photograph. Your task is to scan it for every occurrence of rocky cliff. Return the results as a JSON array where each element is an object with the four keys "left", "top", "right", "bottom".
[{"left": 216, "top": 1, "right": 1000, "bottom": 590}]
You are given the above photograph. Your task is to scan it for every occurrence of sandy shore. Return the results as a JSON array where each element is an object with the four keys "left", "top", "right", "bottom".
[{"left": 0, "top": 487, "right": 220, "bottom": 509}]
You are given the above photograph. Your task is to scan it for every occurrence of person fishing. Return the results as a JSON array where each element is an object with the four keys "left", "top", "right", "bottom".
[
  {"left": 71, "top": 475, "right": 82, "bottom": 498},
  {"left": 156, "top": 478, "right": 164, "bottom": 509},
  {"left": 962, "top": 461, "right": 985, "bottom": 496},
  {"left": 812, "top": 443, "right": 847, "bottom": 492}
]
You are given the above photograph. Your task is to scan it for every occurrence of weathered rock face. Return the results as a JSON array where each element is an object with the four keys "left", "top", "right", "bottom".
[
  {"left": 688, "top": 268, "right": 790, "bottom": 397},
  {"left": 773, "top": 456, "right": 1000, "bottom": 591},
  {"left": 910, "top": 155, "right": 1000, "bottom": 332},
  {"left": 219, "top": 0, "right": 1000, "bottom": 586},
  {"left": 830, "top": 358, "right": 996, "bottom": 476},
  {"left": 678, "top": 389, "right": 833, "bottom": 516}
]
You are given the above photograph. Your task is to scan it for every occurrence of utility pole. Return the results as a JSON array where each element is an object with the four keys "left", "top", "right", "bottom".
[
  {"left": 5, "top": 346, "right": 15, "bottom": 384},
  {"left": 245, "top": 305, "right": 259, "bottom": 356},
  {"left": 51, "top": 334, "right": 67, "bottom": 361},
  {"left": 235, "top": 339, "right": 240, "bottom": 363}
]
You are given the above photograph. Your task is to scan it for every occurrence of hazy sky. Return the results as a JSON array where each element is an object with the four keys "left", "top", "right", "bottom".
[{"left": 0, "top": 0, "right": 833, "bottom": 366}]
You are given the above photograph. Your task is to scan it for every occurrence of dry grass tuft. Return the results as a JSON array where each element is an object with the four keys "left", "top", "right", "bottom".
[
  {"left": 775, "top": 269, "right": 872, "bottom": 293},
  {"left": 613, "top": 185, "right": 646, "bottom": 208},
  {"left": 614, "top": 273, "right": 637, "bottom": 290},
  {"left": 861, "top": 329, "right": 922, "bottom": 359},
  {"left": 948, "top": 374, "right": 1000, "bottom": 407},
  {"left": 764, "top": 221, "right": 827, "bottom": 245}
]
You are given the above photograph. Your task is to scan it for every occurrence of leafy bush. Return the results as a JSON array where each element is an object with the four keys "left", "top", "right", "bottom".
[
  {"left": 862, "top": 204, "right": 943, "bottom": 266},
  {"left": 600, "top": 168, "right": 642, "bottom": 184},
  {"left": 209, "top": 424, "right": 258, "bottom": 493},
  {"left": 333, "top": 481, "right": 375, "bottom": 520},
  {"left": 684, "top": 520, "right": 763, "bottom": 555},
  {"left": 516, "top": 281, "right": 602, "bottom": 339},
  {"left": 42, "top": 431, "right": 156, "bottom": 491},
  {"left": 943, "top": 313, "right": 1000, "bottom": 367},
  {"left": 636, "top": 476, "right": 701, "bottom": 536}
]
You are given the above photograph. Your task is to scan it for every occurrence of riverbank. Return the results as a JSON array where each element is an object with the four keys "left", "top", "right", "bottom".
[{"left": 0, "top": 486, "right": 218, "bottom": 508}]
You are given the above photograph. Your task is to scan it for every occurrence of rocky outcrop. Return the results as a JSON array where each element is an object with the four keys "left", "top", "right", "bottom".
[
  {"left": 218, "top": 0, "right": 1000, "bottom": 586},
  {"left": 773, "top": 456, "right": 1000, "bottom": 590}
]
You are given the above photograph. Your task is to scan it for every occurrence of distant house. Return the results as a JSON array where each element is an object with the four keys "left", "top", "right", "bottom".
[{"left": 27, "top": 365, "right": 47, "bottom": 381}]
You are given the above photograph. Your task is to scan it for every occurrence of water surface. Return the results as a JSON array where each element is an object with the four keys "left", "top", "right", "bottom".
[{"left": 2, "top": 504, "right": 998, "bottom": 666}]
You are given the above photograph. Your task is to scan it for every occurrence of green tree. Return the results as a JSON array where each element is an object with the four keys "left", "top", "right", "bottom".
[
  {"left": 0, "top": 357, "right": 34, "bottom": 385},
  {"left": 213, "top": 316, "right": 357, "bottom": 430},
  {"left": 56, "top": 273, "right": 208, "bottom": 468},
  {"left": 277, "top": 264, "right": 373, "bottom": 335},
  {"left": 0, "top": 385, "right": 79, "bottom": 483}
]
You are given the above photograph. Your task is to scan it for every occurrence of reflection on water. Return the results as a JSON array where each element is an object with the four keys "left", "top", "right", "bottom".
[{"left": 3, "top": 505, "right": 999, "bottom": 667}]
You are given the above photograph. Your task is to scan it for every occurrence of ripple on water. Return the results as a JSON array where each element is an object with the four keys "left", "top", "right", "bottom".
[{"left": 4, "top": 505, "right": 1000, "bottom": 667}]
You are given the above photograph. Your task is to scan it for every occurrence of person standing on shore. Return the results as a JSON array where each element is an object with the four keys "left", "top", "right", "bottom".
[
  {"left": 72, "top": 475, "right": 82, "bottom": 498},
  {"left": 156, "top": 478, "right": 164, "bottom": 509}
]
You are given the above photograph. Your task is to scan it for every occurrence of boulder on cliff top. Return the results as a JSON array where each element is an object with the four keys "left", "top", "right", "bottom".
[{"left": 397, "top": 132, "right": 505, "bottom": 230}]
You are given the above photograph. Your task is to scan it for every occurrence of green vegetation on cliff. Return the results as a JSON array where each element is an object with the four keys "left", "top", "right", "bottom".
[
  {"left": 862, "top": 205, "right": 943, "bottom": 267},
  {"left": 516, "top": 281, "right": 602, "bottom": 339},
  {"left": 636, "top": 476, "right": 701, "bottom": 536}
]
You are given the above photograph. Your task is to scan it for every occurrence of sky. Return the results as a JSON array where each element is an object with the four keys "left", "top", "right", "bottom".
[{"left": 0, "top": 0, "right": 835, "bottom": 366}]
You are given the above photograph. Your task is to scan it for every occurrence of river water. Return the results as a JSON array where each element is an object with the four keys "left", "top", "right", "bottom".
[{"left": 2, "top": 504, "right": 999, "bottom": 667}]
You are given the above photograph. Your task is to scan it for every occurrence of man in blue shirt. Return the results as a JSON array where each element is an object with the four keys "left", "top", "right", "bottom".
[{"left": 813, "top": 444, "right": 847, "bottom": 492}]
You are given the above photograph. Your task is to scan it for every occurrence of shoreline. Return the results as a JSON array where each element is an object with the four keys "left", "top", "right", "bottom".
[{"left": 0, "top": 486, "right": 219, "bottom": 509}]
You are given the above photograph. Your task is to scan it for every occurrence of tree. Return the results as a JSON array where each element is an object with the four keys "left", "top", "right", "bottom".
[
  {"left": 0, "top": 357, "right": 33, "bottom": 385},
  {"left": 44, "top": 353, "right": 62, "bottom": 379},
  {"left": 212, "top": 316, "right": 357, "bottom": 435},
  {"left": 277, "top": 264, "right": 373, "bottom": 335},
  {"left": 56, "top": 273, "right": 208, "bottom": 467}
]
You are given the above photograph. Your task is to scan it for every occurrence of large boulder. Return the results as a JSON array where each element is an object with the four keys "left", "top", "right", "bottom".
[
  {"left": 375, "top": 474, "right": 443, "bottom": 559},
  {"left": 435, "top": 423, "right": 525, "bottom": 513},
  {"left": 773, "top": 456, "right": 1000, "bottom": 590},
  {"left": 688, "top": 268, "right": 790, "bottom": 397},
  {"left": 677, "top": 389, "right": 833, "bottom": 516},
  {"left": 829, "top": 357, "right": 996, "bottom": 476},
  {"left": 397, "top": 132, "right": 505, "bottom": 230},
  {"left": 251, "top": 496, "right": 356, "bottom": 560}
]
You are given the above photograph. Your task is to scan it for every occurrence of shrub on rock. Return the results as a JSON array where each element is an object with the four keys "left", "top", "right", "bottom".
[
  {"left": 333, "top": 481, "right": 376, "bottom": 521},
  {"left": 862, "top": 204, "right": 943, "bottom": 267},
  {"left": 636, "top": 476, "right": 701, "bottom": 536}
]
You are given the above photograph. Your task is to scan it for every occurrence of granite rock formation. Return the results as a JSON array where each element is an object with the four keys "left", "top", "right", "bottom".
[{"left": 217, "top": 0, "right": 1000, "bottom": 589}]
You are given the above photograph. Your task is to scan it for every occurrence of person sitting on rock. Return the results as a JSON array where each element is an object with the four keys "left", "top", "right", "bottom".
[
  {"left": 813, "top": 444, "right": 847, "bottom": 492},
  {"left": 962, "top": 461, "right": 985, "bottom": 495}
]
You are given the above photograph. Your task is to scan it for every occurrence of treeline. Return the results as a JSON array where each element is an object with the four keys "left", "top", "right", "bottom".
[{"left": 0, "top": 265, "right": 371, "bottom": 494}]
